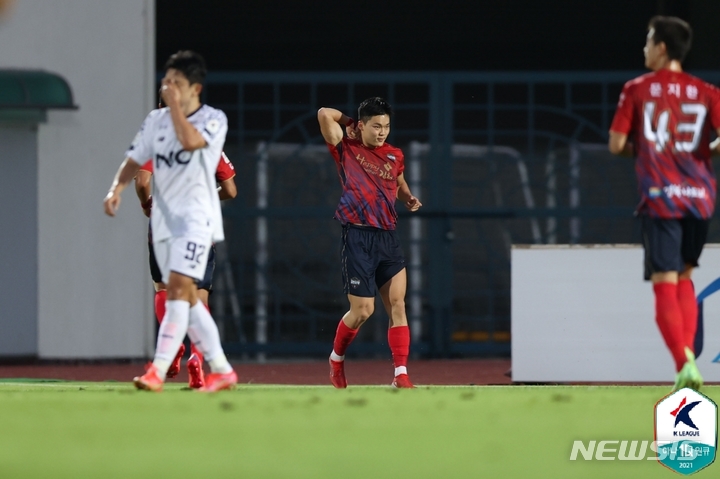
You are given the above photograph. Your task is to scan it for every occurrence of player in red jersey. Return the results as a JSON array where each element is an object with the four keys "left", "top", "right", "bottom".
[
  {"left": 134, "top": 152, "right": 236, "bottom": 388},
  {"left": 609, "top": 16, "right": 720, "bottom": 390},
  {"left": 318, "top": 97, "right": 422, "bottom": 388}
]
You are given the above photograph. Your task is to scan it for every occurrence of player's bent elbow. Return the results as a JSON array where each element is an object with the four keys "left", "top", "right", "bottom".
[
  {"left": 608, "top": 140, "right": 624, "bottom": 155},
  {"left": 224, "top": 184, "right": 238, "bottom": 200}
]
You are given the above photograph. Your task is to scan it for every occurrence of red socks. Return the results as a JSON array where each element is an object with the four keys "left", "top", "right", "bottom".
[
  {"left": 154, "top": 290, "right": 167, "bottom": 324},
  {"left": 653, "top": 282, "right": 688, "bottom": 372},
  {"left": 388, "top": 325, "right": 410, "bottom": 368},
  {"left": 677, "top": 279, "right": 698, "bottom": 354},
  {"left": 332, "top": 320, "right": 359, "bottom": 357}
]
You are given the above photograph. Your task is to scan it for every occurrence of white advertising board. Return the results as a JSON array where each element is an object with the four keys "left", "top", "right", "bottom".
[{"left": 512, "top": 244, "right": 720, "bottom": 382}]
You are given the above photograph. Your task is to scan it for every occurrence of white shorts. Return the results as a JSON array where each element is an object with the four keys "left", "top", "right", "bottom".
[{"left": 153, "top": 233, "right": 212, "bottom": 284}]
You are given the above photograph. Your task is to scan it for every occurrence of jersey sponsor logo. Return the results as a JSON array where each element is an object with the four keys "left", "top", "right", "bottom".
[
  {"left": 355, "top": 154, "right": 395, "bottom": 181},
  {"left": 663, "top": 184, "right": 706, "bottom": 199},
  {"left": 155, "top": 149, "right": 192, "bottom": 168}
]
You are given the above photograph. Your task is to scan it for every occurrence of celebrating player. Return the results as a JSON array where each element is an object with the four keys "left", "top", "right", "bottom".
[
  {"left": 317, "top": 97, "right": 422, "bottom": 388},
  {"left": 134, "top": 152, "right": 236, "bottom": 388},
  {"left": 104, "top": 50, "right": 237, "bottom": 392},
  {"left": 608, "top": 16, "right": 720, "bottom": 390}
]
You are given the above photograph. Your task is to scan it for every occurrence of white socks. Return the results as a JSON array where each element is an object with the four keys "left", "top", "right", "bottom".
[
  {"left": 330, "top": 350, "right": 344, "bottom": 362},
  {"left": 153, "top": 300, "right": 190, "bottom": 379},
  {"left": 187, "top": 302, "right": 233, "bottom": 374},
  {"left": 394, "top": 366, "right": 407, "bottom": 376}
]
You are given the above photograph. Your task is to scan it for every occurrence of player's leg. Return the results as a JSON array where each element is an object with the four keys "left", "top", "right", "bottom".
[
  {"left": 643, "top": 216, "right": 700, "bottom": 389},
  {"left": 176, "top": 242, "right": 235, "bottom": 392},
  {"left": 377, "top": 229, "right": 413, "bottom": 388},
  {"left": 148, "top": 240, "right": 185, "bottom": 378},
  {"left": 677, "top": 265, "right": 697, "bottom": 351},
  {"left": 187, "top": 247, "right": 215, "bottom": 389},
  {"left": 329, "top": 226, "right": 377, "bottom": 388},
  {"left": 677, "top": 218, "right": 709, "bottom": 352}
]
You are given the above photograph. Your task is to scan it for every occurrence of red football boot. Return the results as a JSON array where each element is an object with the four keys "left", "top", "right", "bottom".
[
  {"left": 392, "top": 374, "right": 415, "bottom": 389},
  {"left": 329, "top": 358, "right": 347, "bottom": 389},
  {"left": 198, "top": 370, "right": 238, "bottom": 392},
  {"left": 133, "top": 364, "right": 164, "bottom": 392},
  {"left": 187, "top": 353, "right": 205, "bottom": 389},
  {"left": 166, "top": 344, "right": 186, "bottom": 379}
]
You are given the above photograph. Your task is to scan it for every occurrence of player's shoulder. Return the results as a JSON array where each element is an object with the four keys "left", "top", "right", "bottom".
[
  {"left": 140, "top": 107, "right": 168, "bottom": 129},
  {"left": 197, "top": 104, "right": 227, "bottom": 122},
  {"left": 682, "top": 72, "right": 720, "bottom": 93},
  {"left": 623, "top": 72, "right": 656, "bottom": 90}
]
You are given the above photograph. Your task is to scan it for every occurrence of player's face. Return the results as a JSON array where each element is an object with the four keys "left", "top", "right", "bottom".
[
  {"left": 162, "top": 68, "right": 201, "bottom": 106},
  {"left": 643, "top": 28, "right": 664, "bottom": 70},
  {"left": 358, "top": 115, "right": 390, "bottom": 148}
]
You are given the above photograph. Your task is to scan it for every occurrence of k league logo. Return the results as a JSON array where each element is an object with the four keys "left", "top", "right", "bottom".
[{"left": 654, "top": 388, "right": 717, "bottom": 475}]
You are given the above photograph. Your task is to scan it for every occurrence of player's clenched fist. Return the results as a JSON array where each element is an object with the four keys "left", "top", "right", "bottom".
[
  {"left": 104, "top": 190, "right": 121, "bottom": 217},
  {"left": 160, "top": 79, "right": 181, "bottom": 107}
]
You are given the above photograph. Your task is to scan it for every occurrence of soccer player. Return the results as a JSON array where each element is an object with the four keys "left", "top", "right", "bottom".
[
  {"left": 134, "top": 152, "right": 236, "bottom": 388},
  {"left": 104, "top": 50, "right": 237, "bottom": 392},
  {"left": 609, "top": 16, "right": 720, "bottom": 390},
  {"left": 317, "top": 97, "right": 422, "bottom": 388}
]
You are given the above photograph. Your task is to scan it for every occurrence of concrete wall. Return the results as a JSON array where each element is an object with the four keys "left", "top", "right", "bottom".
[
  {"left": 0, "top": 0, "right": 155, "bottom": 358},
  {"left": 512, "top": 244, "right": 720, "bottom": 382},
  {"left": 0, "top": 127, "right": 38, "bottom": 356}
]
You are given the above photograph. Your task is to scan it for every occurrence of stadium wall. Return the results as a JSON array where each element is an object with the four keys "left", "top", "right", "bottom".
[{"left": 0, "top": 0, "right": 155, "bottom": 358}]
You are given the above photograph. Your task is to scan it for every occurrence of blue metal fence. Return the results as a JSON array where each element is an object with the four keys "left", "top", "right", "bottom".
[{"left": 199, "top": 71, "right": 720, "bottom": 358}]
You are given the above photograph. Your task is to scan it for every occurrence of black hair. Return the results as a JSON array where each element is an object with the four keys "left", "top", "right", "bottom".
[
  {"left": 163, "top": 50, "right": 207, "bottom": 85},
  {"left": 648, "top": 16, "right": 692, "bottom": 63},
  {"left": 358, "top": 97, "right": 393, "bottom": 123}
]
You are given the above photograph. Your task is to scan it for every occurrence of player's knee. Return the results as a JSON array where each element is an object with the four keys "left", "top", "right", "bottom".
[
  {"left": 353, "top": 303, "right": 374, "bottom": 322},
  {"left": 389, "top": 297, "right": 405, "bottom": 311}
]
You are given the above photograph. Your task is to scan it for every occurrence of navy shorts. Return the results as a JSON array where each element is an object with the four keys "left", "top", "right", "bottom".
[
  {"left": 341, "top": 224, "right": 406, "bottom": 297},
  {"left": 148, "top": 240, "right": 216, "bottom": 291},
  {"left": 640, "top": 215, "right": 709, "bottom": 281}
]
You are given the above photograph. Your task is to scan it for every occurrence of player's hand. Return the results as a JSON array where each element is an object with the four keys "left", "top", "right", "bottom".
[
  {"left": 160, "top": 79, "right": 180, "bottom": 108},
  {"left": 141, "top": 196, "right": 152, "bottom": 218},
  {"left": 345, "top": 121, "right": 359, "bottom": 140},
  {"left": 404, "top": 196, "right": 422, "bottom": 212},
  {"left": 104, "top": 190, "right": 122, "bottom": 217}
]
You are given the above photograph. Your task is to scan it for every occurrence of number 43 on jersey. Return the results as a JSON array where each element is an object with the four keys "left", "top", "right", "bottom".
[{"left": 644, "top": 102, "right": 707, "bottom": 153}]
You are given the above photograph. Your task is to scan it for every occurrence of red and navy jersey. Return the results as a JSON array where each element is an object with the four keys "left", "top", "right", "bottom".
[
  {"left": 327, "top": 138, "right": 405, "bottom": 230},
  {"left": 610, "top": 69, "right": 720, "bottom": 219}
]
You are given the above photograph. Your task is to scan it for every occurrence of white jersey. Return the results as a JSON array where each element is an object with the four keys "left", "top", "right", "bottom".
[{"left": 125, "top": 105, "right": 228, "bottom": 243}]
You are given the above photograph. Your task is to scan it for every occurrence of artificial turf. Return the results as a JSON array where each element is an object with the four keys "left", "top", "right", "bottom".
[{"left": 0, "top": 383, "right": 717, "bottom": 478}]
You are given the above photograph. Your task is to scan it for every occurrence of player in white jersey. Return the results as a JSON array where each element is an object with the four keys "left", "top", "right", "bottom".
[{"left": 103, "top": 50, "right": 237, "bottom": 392}]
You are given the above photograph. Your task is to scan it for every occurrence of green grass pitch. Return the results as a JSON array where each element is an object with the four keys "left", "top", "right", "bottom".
[{"left": 0, "top": 382, "right": 717, "bottom": 478}]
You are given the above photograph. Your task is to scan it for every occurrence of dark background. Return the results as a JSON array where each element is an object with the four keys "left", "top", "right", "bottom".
[{"left": 157, "top": 0, "right": 720, "bottom": 72}]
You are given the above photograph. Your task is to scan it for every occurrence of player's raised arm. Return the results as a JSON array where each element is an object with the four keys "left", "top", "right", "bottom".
[
  {"left": 104, "top": 158, "right": 141, "bottom": 217},
  {"left": 317, "top": 107, "right": 354, "bottom": 145},
  {"left": 397, "top": 173, "right": 422, "bottom": 212},
  {"left": 161, "top": 79, "right": 207, "bottom": 151}
]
